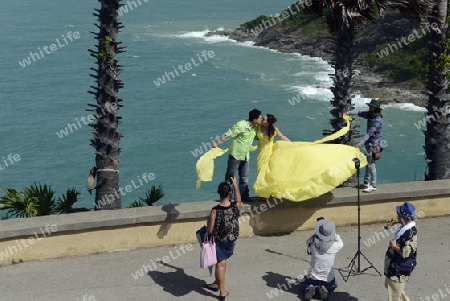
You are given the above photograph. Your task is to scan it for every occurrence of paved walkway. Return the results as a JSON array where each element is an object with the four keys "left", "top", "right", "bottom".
[{"left": 1, "top": 216, "right": 449, "bottom": 301}]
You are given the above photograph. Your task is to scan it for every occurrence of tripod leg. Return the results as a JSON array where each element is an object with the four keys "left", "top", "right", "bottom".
[
  {"left": 358, "top": 251, "right": 382, "bottom": 276},
  {"left": 343, "top": 251, "right": 359, "bottom": 282}
]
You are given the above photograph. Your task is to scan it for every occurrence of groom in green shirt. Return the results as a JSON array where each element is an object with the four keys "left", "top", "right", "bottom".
[{"left": 212, "top": 109, "right": 262, "bottom": 202}]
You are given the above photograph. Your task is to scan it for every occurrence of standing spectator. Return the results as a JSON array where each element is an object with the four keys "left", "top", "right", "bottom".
[
  {"left": 345, "top": 99, "right": 383, "bottom": 192},
  {"left": 301, "top": 218, "right": 343, "bottom": 300},
  {"left": 384, "top": 202, "right": 417, "bottom": 301},
  {"left": 212, "top": 109, "right": 261, "bottom": 202},
  {"left": 203, "top": 176, "right": 241, "bottom": 300}
]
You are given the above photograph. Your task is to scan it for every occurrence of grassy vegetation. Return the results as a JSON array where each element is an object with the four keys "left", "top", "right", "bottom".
[
  {"left": 367, "top": 37, "right": 429, "bottom": 84},
  {"left": 281, "top": 6, "right": 328, "bottom": 39},
  {"left": 240, "top": 15, "right": 273, "bottom": 30}
]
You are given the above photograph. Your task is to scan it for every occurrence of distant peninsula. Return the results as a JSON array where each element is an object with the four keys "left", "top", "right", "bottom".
[{"left": 207, "top": 10, "right": 429, "bottom": 106}]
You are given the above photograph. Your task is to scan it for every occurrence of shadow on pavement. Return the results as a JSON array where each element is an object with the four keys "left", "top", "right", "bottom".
[
  {"left": 265, "top": 248, "right": 310, "bottom": 264},
  {"left": 262, "top": 271, "right": 360, "bottom": 301},
  {"left": 262, "top": 271, "right": 300, "bottom": 295},
  {"left": 326, "top": 291, "right": 359, "bottom": 301},
  {"left": 147, "top": 262, "right": 215, "bottom": 298}
]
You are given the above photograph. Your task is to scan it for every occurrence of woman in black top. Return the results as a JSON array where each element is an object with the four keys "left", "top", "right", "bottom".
[{"left": 204, "top": 176, "right": 241, "bottom": 300}]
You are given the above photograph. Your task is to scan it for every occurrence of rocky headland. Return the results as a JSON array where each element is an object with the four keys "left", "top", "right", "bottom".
[{"left": 206, "top": 12, "right": 429, "bottom": 107}]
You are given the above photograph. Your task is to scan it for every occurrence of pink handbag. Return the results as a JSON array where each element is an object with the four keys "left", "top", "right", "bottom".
[{"left": 200, "top": 234, "right": 217, "bottom": 268}]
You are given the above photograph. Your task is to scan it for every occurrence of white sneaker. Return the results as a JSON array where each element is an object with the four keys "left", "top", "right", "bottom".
[
  {"left": 359, "top": 183, "right": 369, "bottom": 189},
  {"left": 363, "top": 185, "right": 377, "bottom": 193}
]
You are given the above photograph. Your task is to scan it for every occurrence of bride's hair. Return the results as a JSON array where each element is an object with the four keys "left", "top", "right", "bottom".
[{"left": 266, "top": 114, "right": 277, "bottom": 138}]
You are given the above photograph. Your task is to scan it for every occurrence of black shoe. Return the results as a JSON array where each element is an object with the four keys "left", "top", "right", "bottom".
[
  {"left": 203, "top": 284, "right": 218, "bottom": 292},
  {"left": 218, "top": 291, "right": 229, "bottom": 300},
  {"left": 304, "top": 287, "right": 315, "bottom": 300},
  {"left": 319, "top": 286, "right": 328, "bottom": 300}
]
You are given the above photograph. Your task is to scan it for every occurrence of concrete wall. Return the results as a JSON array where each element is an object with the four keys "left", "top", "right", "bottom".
[{"left": 0, "top": 179, "right": 449, "bottom": 266}]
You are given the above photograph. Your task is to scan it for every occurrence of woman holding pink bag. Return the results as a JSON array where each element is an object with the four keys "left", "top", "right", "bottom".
[{"left": 203, "top": 176, "right": 242, "bottom": 300}]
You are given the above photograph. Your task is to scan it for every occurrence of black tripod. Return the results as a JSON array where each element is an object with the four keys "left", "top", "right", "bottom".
[{"left": 342, "top": 158, "right": 381, "bottom": 282}]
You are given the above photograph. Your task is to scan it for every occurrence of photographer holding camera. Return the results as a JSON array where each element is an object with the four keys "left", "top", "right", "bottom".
[{"left": 301, "top": 218, "right": 343, "bottom": 300}]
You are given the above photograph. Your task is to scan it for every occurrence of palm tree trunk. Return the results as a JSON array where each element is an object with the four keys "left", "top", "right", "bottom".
[
  {"left": 325, "top": 27, "right": 360, "bottom": 145},
  {"left": 425, "top": 0, "right": 450, "bottom": 180},
  {"left": 88, "top": 0, "right": 126, "bottom": 209}
]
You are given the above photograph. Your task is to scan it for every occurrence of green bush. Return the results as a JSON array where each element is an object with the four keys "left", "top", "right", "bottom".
[
  {"left": 0, "top": 184, "right": 80, "bottom": 218},
  {"left": 128, "top": 185, "right": 165, "bottom": 208},
  {"left": 367, "top": 36, "right": 429, "bottom": 83}
]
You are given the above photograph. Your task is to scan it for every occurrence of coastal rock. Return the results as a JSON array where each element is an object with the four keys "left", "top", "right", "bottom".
[{"left": 206, "top": 14, "right": 428, "bottom": 106}]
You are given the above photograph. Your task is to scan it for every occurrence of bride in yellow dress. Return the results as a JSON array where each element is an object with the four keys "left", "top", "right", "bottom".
[
  {"left": 253, "top": 114, "right": 367, "bottom": 201},
  {"left": 196, "top": 114, "right": 367, "bottom": 202},
  {"left": 254, "top": 114, "right": 289, "bottom": 200}
]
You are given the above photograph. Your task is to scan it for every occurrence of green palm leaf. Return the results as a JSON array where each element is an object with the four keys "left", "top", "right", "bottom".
[
  {"left": 55, "top": 188, "right": 80, "bottom": 214},
  {"left": 141, "top": 185, "right": 165, "bottom": 206},
  {"left": 0, "top": 188, "right": 38, "bottom": 218}
]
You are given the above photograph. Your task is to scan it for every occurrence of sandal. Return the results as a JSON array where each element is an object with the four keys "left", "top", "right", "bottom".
[
  {"left": 203, "top": 283, "right": 219, "bottom": 292},
  {"left": 218, "top": 291, "right": 229, "bottom": 301}
]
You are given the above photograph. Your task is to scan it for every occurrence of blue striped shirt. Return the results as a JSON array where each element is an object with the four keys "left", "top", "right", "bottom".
[{"left": 347, "top": 111, "right": 383, "bottom": 146}]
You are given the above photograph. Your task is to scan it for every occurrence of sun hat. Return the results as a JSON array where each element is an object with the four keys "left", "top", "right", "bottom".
[
  {"left": 396, "top": 202, "right": 416, "bottom": 220},
  {"left": 366, "top": 99, "right": 382, "bottom": 110},
  {"left": 314, "top": 219, "right": 336, "bottom": 252}
]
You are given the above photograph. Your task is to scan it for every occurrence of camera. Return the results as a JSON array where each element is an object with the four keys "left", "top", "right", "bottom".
[
  {"left": 352, "top": 158, "right": 360, "bottom": 169},
  {"left": 226, "top": 173, "right": 235, "bottom": 186}
]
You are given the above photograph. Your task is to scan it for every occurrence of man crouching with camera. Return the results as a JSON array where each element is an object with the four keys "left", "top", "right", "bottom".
[{"left": 301, "top": 218, "right": 343, "bottom": 300}]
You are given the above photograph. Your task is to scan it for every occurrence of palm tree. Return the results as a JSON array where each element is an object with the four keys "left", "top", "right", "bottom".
[
  {"left": 305, "top": 0, "right": 431, "bottom": 144},
  {"left": 424, "top": 0, "right": 450, "bottom": 180},
  {"left": 88, "top": 0, "right": 126, "bottom": 210}
]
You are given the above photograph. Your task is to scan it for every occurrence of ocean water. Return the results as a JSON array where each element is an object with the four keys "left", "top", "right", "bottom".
[{"left": 0, "top": 0, "right": 428, "bottom": 211}]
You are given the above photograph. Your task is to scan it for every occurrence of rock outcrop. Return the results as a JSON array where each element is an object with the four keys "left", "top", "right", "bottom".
[{"left": 206, "top": 13, "right": 429, "bottom": 106}]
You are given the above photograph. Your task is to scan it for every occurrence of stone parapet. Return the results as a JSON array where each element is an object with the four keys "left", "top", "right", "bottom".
[{"left": 0, "top": 179, "right": 449, "bottom": 265}]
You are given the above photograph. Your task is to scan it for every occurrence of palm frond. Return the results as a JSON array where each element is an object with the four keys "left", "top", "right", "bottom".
[
  {"left": 55, "top": 188, "right": 80, "bottom": 214},
  {"left": 24, "top": 183, "right": 55, "bottom": 216},
  {"left": 0, "top": 188, "right": 38, "bottom": 218},
  {"left": 140, "top": 185, "right": 165, "bottom": 206},
  {"left": 127, "top": 200, "right": 146, "bottom": 208}
]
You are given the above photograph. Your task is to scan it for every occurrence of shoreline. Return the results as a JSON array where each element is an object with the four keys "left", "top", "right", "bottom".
[{"left": 206, "top": 27, "right": 428, "bottom": 107}]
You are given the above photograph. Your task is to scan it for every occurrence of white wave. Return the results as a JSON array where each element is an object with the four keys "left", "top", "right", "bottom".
[
  {"left": 289, "top": 52, "right": 329, "bottom": 65},
  {"left": 237, "top": 41, "right": 257, "bottom": 48},
  {"left": 305, "top": 115, "right": 316, "bottom": 120},
  {"left": 176, "top": 29, "right": 210, "bottom": 39},
  {"left": 64, "top": 25, "right": 75, "bottom": 28},
  {"left": 175, "top": 28, "right": 232, "bottom": 43},
  {"left": 132, "top": 55, "right": 140, "bottom": 58},
  {"left": 383, "top": 103, "right": 427, "bottom": 112},
  {"left": 204, "top": 35, "right": 233, "bottom": 43},
  {"left": 283, "top": 85, "right": 332, "bottom": 101},
  {"left": 302, "top": 86, "right": 332, "bottom": 97},
  {"left": 315, "top": 73, "right": 333, "bottom": 85},
  {"left": 352, "top": 95, "right": 373, "bottom": 108}
]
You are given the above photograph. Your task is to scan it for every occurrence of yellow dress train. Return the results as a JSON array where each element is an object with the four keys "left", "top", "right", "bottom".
[{"left": 196, "top": 115, "right": 367, "bottom": 201}]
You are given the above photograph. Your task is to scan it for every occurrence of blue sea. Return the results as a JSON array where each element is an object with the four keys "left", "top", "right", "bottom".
[{"left": 0, "top": 0, "right": 428, "bottom": 211}]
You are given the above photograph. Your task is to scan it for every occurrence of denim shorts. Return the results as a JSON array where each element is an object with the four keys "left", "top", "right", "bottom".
[{"left": 216, "top": 238, "right": 236, "bottom": 262}]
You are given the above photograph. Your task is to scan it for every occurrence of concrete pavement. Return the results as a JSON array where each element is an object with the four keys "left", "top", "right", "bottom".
[{"left": 1, "top": 216, "right": 449, "bottom": 301}]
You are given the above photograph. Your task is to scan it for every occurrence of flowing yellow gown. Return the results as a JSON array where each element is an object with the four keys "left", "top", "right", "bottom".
[{"left": 196, "top": 115, "right": 367, "bottom": 202}]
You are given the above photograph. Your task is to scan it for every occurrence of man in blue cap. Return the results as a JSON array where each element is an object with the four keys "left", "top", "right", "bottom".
[{"left": 384, "top": 202, "right": 417, "bottom": 301}]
